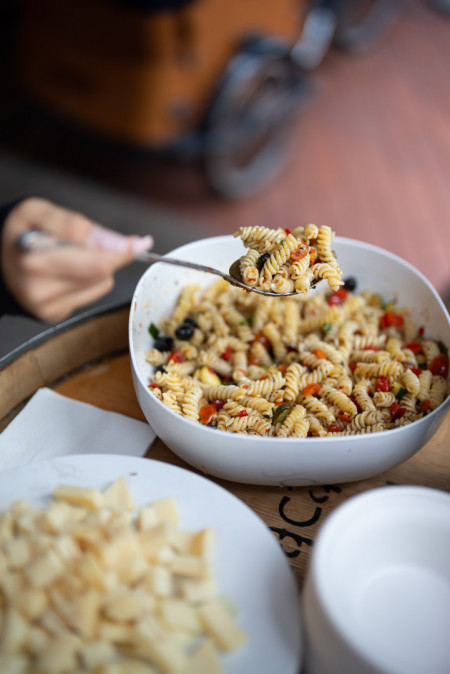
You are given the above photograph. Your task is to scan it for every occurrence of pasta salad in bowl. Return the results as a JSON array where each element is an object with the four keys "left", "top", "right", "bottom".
[{"left": 129, "top": 234, "right": 449, "bottom": 486}]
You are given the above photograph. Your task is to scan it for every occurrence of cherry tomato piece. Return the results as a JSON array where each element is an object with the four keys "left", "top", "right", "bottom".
[
  {"left": 349, "top": 393, "right": 361, "bottom": 412},
  {"left": 220, "top": 374, "right": 233, "bottom": 383},
  {"left": 420, "top": 399, "right": 431, "bottom": 413},
  {"left": 221, "top": 346, "right": 233, "bottom": 361},
  {"left": 405, "top": 341, "right": 423, "bottom": 354},
  {"left": 429, "top": 354, "right": 449, "bottom": 378},
  {"left": 250, "top": 333, "right": 271, "bottom": 349},
  {"left": 390, "top": 402, "right": 406, "bottom": 420},
  {"left": 199, "top": 404, "right": 217, "bottom": 425},
  {"left": 410, "top": 367, "right": 422, "bottom": 376},
  {"left": 302, "top": 383, "right": 322, "bottom": 396},
  {"left": 327, "top": 288, "right": 349, "bottom": 305},
  {"left": 380, "top": 312, "right": 404, "bottom": 329},
  {"left": 290, "top": 244, "right": 309, "bottom": 261},
  {"left": 376, "top": 376, "right": 391, "bottom": 392},
  {"left": 167, "top": 351, "right": 183, "bottom": 363},
  {"left": 327, "top": 424, "right": 342, "bottom": 433}
]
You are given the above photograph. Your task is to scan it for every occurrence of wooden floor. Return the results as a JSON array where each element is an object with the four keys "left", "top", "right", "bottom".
[
  {"left": 2, "top": 0, "right": 450, "bottom": 302},
  {"left": 133, "top": 0, "right": 450, "bottom": 301}
]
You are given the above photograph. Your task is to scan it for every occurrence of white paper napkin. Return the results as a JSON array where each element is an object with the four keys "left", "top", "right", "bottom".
[{"left": 0, "top": 388, "right": 156, "bottom": 473}]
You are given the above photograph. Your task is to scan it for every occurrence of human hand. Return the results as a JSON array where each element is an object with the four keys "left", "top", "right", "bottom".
[{"left": 1, "top": 198, "right": 153, "bottom": 323}]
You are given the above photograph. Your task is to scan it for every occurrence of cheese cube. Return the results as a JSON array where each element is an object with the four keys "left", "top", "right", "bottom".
[
  {"left": 191, "top": 528, "right": 215, "bottom": 560},
  {"left": 52, "top": 485, "right": 103, "bottom": 510},
  {"left": 3, "top": 539, "right": 30, "bottom": 569},
  {"left": 180, "top": 578, "right": 217, "bottom": 604},
  {"left": 0, "top": 654, "right": 29, "bottom": 674},
  {"left": 12, "top": 588, "right": 48, "bottom": 620},
  {"left": 170, "top": 554, "right": 210, "bottom": 579},
  {"left": 152, "top": 498, "right": 179, "bottom": 527},
  {"left": 0, "top": 608, "right": 28, "bottom": 654},
  {"left": 198, "top": 598, "right": 247, "bottom": 652},
  {"left": 97, "top": 658, "right": 158, "bottom": 674},
  {"left": 34, "top": 632, "right": 81, "bottom": 673},
  {"left": 159, "top": 598, "right": 202, "bottom": 634},
  {"left": 102, "top": 476, "right": 135, "bottom": 511},
  {"left": 133, "top": 624, "right": 188, "bottom": 674},
  {"left": 45, "top": 501, "right": 84, "bottom": 532},
  {"left": 79, "top": 641, "right": 116, "bottom": 668},
  {"left": 0, "top": 512, "right": 13, "bottom": 543},
  {"left": 102, "top": 590, "right": 156, "bottom": 622},
  {"left": 23, "top": 626, "right": 50, "bottom": 656},
  {"left": 147, "top": 565, "right": 173, "bottom": 598},
  {"left": 25, "top": 549, "right": 64, "bottom": 588},
  {"left": 184, "top": 638, "right": 223, "bottom": 674}
]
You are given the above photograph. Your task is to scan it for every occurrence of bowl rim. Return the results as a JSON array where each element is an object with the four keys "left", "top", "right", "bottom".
[
  {"left": 129, "top": 235, "right": 450, "bottom": 444},
  {"left": 307, "top": 485, "right": 450, "bottom": 668}
]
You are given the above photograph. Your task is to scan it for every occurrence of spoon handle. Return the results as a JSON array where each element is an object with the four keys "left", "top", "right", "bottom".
[
  {"left": 136, "top": 251, "right": 246, "bottom": 289},
  {"left": 136, "top": 253, "right": 298, "bottom": 295}
]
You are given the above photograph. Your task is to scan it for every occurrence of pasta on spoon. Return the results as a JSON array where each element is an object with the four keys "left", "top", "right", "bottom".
[{"left": 233, "top": 224, "right": 343, "bottom": 295}]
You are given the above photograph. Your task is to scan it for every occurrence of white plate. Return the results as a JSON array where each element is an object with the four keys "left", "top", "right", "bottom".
[{"left": 0, "top": 454, "right": 302, "bottom": 674}]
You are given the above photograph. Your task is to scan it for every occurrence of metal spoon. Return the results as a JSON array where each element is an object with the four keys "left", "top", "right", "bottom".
[
  {"left": 137, "top": 252, "right": 298, "bottom": 297},
  {"left": 14, "top": 229, "right": 315, "bottom": 297},
  {"left": 137, "top": 254, "right": 323, "bottom": 297}
]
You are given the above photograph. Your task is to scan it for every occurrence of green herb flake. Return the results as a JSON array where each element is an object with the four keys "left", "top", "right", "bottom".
[
  {"left": 438, "top": 341, "right": 448, "bottom": 356},
  {"left": 148, "top": 322, "right": 159, "bottom": 339},
  {"left": 396, "top": 387, "right": 407, "bottom": 400},
  {"left": 368, "top": 293, "right": 383, "bottom": 308},
  {"left": 322, "top": 322, "right": 333, "bottom": 334},
  {"left": 272, "top": 404, "right": 292, "bottom": 426}
]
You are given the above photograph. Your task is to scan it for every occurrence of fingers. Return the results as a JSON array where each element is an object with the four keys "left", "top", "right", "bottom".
[
  {"left": 19, "top": 245, "right": 133, "bottom": 284},
  {"left": 5, "top": 198, "right": 95, "bottom": 244},
  {"left": 22, "top": 277, "right": 116, "bottom": 323}
]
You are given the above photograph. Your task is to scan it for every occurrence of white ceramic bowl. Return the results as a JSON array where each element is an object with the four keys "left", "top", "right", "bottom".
[
  {"left": 302, "top": 486, "right": 450, "bottom": 674},
  {"left": 129, "top": 235, "right": 449, "bottom": 486}
]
